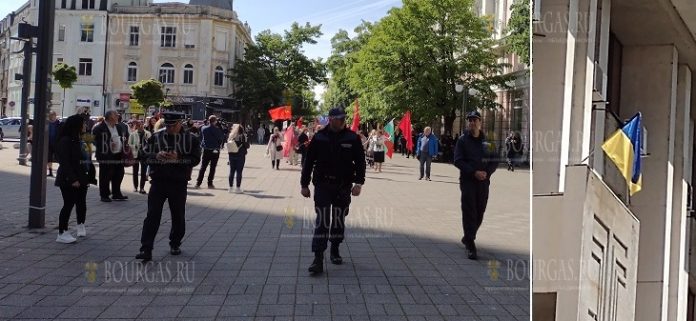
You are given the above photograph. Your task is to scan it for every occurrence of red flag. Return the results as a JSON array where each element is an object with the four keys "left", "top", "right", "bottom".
[
  {"left": 268, "top": 105, "right": 292, "bottom": 121},
  {"left": 296, "top": 116, "right": 304, "bottom": 127},
  {"left": 385, "top": 139, "right": 394, "bottom": 158},
  {"left": 350, "top": 98, "right": 360, "bottom": 132},
  {"left": 398, "top": 111, "right": 413, "bottom": 152}
]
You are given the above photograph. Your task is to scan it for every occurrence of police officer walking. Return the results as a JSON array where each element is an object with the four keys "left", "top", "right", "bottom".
[
  {"left": 301, "top": 107, "right": 366, "bottom": 274},
  {"left": 136, "top": 112, "right": 201, "bottom": 261},
  {"left": 195, "top": 115, "right": 225, "bottom": 189},
  {"left": 454, "top": 111, "right": 498, "bottom": 260}
]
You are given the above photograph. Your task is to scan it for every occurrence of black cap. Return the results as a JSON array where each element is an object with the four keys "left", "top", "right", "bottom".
[
  {"left": 162, "top": 111, "right": 185, "bottom": 125},
  {"left": 328, "top": 107, "right": 347, "bottom": 119},
  {"left": 466, "top": 111, "right": 481, "bottom": 120}
]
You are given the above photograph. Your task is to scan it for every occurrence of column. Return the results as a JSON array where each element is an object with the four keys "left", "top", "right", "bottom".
[{"left": 620, "top": 45, "right": 679, "bottom": 321}]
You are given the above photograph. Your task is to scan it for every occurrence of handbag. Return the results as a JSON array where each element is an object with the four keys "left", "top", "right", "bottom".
[
  {"left": 275, "top": 145, "right": 283, "bottom": 152},
  {"left": 227, "top": 140, "right": 239, "bottom": 153},
  {"left": 122, "top": 143, "right": 137, "bottom": 167}
]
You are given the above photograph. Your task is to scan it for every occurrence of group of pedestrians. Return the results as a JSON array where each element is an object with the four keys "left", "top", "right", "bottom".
[{"left": 50, "top": 106, "right": 501, "bottom": 273}]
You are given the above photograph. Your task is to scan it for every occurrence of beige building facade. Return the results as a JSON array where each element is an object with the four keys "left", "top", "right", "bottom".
[
  {"left": 533, "top": 0, "right": 696, "bottom": 320},
  {"left": 105, "top": 2, "right": 252, "bottom": 120}
]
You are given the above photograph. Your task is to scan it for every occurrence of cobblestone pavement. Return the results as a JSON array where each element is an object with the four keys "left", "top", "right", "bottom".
[{"left": 0, "top": 142, "right": 529, "bottom": 320}]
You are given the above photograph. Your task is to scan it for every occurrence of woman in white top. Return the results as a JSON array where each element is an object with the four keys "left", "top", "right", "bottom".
[
  {"left": 127, "top": 120, "right": 151, "bottom": 194},
  {"left": 267, "top": 127, "right": 283, "bottom": 170},
  {"left": 371, "top": 129, "right": 386, "bottom": 173}
]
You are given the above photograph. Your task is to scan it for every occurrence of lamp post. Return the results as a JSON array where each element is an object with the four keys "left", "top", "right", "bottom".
[{"left": 455, "top": 84, "right": 479, "bottom": 135}]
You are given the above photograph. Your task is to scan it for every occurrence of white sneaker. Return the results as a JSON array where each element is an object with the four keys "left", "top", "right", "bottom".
[
  {"left": 228, "top": 187, "right": 234, "bottom": 193},
  {"left": 235, "top": 187, "right": 243, "bottom": 194},
  {"left": 76, "top": 224, "right": 86, "bottom": 237},
  {"left": 56, "top": 232, "right": 77, "bottom": 244}
]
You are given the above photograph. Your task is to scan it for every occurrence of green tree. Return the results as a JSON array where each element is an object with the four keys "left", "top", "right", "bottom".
[
  {"left": 130, "top": 79, "right": 165, "bottom": 108},
  {"left": 336, "top": 0, "right": 512, "bottom": 133},
  {"left": 52, "top": 63, "right": 77, "bottom": 116},
  {"left": 230, "top": 22, "right": 326, "bottom": 120},
  {"left": 506, "top": 0, "right": 530, "bottom": 65}
]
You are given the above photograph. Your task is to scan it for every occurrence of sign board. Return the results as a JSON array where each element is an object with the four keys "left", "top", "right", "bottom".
[
  {"left": 129, "top": 99, "right": 145, "bottom": 115},
  {"left": 76, "top": 97, "right": 91, "bottom": 107},
  {"left": 119, "top": 93, "right": 131, "bottom": 102}
]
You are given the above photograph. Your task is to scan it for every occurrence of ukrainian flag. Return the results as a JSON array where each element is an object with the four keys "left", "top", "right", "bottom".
[{"left": 601, "top": 113, "right": 642, "bottom": 196}]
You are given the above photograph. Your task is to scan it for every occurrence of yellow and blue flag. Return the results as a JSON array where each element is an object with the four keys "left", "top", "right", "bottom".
[{"left": 601, "top": 112, "right": 642, "bottom": 195}]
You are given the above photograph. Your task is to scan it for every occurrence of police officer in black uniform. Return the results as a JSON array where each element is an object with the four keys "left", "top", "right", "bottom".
[
  {"left": 454, "top": 111, "right": 498, "bottom": 260},
  {"left": 136, "top": 111, "right": 201, "bottom": 261},
  {"left": 301, "top": 107, "right": 366, "bottom": 274}
]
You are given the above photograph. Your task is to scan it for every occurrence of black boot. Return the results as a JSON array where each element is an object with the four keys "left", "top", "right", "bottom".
[
  {"left": 330, "top": 244, "right": 343, "bottom": 265},
  {"left": 461, "top": 238, "right": 477, "bottom": 260},
  {"left": 276, "top": 160, "right": 280, "bottom": 170},
  {"left": 170, "top": 246, "right": 181, "bottom": 255},
  {"left": 308, "top": 252, "right": 324, "bottom": 274},
  {"left": 272, "top": 160, "right": 275, "bottom": 169},
  {"left": 136, "top": 250, "right": 152, "bottom": 262}
]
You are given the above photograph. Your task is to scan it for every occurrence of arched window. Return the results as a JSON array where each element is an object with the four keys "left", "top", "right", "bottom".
[
  {"left": 214, "top": 66, "right": 224, "bottom": 86},
  {"left": 159, "top": 63, "right": 175, "bottom": 84},
  {"left": 127, "top": 62, "right": 137, "bottom": 82},
  {"left": 183, "top": 64, "right": 194, "bottom": 84}
]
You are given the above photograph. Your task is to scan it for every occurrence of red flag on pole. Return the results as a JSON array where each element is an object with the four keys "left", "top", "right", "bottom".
[
  {"left": 268, "top": 105, "right": 292, "bottom": 121},
  {"left": 398, "top": 111, "right": 413, "bottom": 152},
  {"left": 296, "top": 116, "right": 304, "bottom": 127},
  {"left": 350, "top": 98, "right": 360, "bottom": 132}
]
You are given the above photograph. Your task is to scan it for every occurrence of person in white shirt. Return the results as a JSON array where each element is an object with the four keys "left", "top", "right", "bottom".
[
  {"left": 92, "top": 110, "right": 127, "bottom": 202},
  {"left": 370, "top": 129, "right": 386, "bottom": 173}
]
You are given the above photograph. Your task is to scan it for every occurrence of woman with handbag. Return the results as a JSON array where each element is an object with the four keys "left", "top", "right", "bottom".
[
  {"left": 128, "top": 120, "right": 151, "bottom": 194},
  {"left": 227, "top": 124, "right": 250, "bottom": 193},
  {"left": 55, "top": 115, "right": 95, "bottom": 243},
  {"left": 267, "top": 127, "right": 283, "bottom": 170}
]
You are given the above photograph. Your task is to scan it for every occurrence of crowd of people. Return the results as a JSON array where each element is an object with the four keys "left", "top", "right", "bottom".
[{"left": 46, "top": 107, "right": 516, "bottom": 271}]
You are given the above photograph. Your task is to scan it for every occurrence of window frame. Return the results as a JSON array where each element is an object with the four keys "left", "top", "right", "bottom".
[
  {"left": 183, "top": 64, "right": 194, "bottom": 84},
  {"left": 80, "top": 23, "right": 94, "bottom": 42},
  {"left": 58, "top": 25, "right": 66, "bottom": 42},
  {"left": 160, "top": 27, "right": 177, "bottom": 48},
  {"left": 159, "top": 63, "right": 175, "bottom": 84},
  {"left": 214, "top": 66, "right": 224, "bottom": 87},
  {"left": 78, "top": 58, "right": 93, "bottom": 76},
  {"left": 127, "top": 62, "right": 137, "bottom": 82},
  {"left": 129, "top": 26, "right": 139, "bottom": 46}
]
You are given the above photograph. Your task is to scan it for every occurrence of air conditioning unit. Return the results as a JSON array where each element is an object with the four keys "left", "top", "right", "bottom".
[{"left": 593, "top": 61, "right": 608, "bottom": 101}]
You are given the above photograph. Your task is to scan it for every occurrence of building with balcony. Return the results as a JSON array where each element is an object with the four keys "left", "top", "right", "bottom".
[
  {"left": 468, "top": 0, "right": 530, "bottom": 163},
  {"left": 104, "top": 1, "right": 252, "bottom": 120},
  {"left": 533, "top": 0, "right": 696, "bottom": 320}
]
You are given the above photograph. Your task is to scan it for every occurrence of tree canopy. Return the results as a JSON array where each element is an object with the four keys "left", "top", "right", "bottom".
[
  {"left": 130, "top": 79, "right": 165, "bottom": 108},
  {"left": 230, "top": 22, "right": 326, "bottom": 119}
]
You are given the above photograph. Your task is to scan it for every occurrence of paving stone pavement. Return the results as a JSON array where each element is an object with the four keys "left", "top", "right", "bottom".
[{"left": 0, "top": 142, "right": 529, "bottom": 320}]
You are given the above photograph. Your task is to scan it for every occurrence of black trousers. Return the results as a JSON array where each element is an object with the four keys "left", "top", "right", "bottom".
[
  {"left": 312, "top": 183, "right": 352, "bottom": 253},
  {"left": 419, "top": 153, "right": 432, "bottom": 178},
  {"left": 228, "top": 155, "right": 246, "bottom": 188},
  {"left": 132, "top": 159, "right": 148, "bottom": 190},
  {"left": 58, "top": 185, "right": 88, "bottom": 233},
  {"left": 140, "top": 180, "right": 187, "bottom": 251},
  {"left": 98, "top": 158, "right": 124, "bottom": 198},
  {"left": 460, "top": 180, "right": 490, "bottom": 243},
  {"left": 197, "top": 149, "right": 220, "bottom": 185}
]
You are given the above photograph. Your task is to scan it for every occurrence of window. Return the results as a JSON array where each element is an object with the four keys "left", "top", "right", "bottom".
[
  {"left": 214, "top": 66, "right": 224, "bottom": 86},
  {"left": 215, "top": 31, "right": 227, "bottom": 51},
  {"left": 159, "top": 63, "right": 175, "bottom": 84},
  {"left": 184, "top": 27, "right": 196, "bottom": 48},
  {"left": 183, "top": 64, "right": 193, "bottom": 84},
  {"left": 127, "top": 62, "right": 137, "bottom": 82},
  {"left": 78, "top": 58, "right": 93, "bottom": 76},
  {"left": 82, "top": 0, "right": 95, "bottom": 9},
  {"left": 129, "top": 26, "right": 139, "bottom": 46},
  {"left": 58, "top": 25, "right": 65, "bottom": 42},
  {"left": 160, "top": 27, "right": 176, "bottom": 48},
  {"left": 80, "top": 24, "right": 94, "bottom": 42},
  {"left": 61, "top": 0, "right": 67, "bottom": 8}
]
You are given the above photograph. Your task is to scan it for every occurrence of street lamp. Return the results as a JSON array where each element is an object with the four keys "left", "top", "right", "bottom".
[{"left": 455, "top": 84, "right": 479, "bottom": 135}]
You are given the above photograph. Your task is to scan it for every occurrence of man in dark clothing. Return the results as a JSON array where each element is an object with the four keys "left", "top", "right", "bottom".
[
  {"left": 195, "top": 115, "right": 225, "bottom": 189},
  {"left": 136, "top": 111, "right": 201, "bottom": 261},
  {"left": 92, "top": 110, "right": 127, "bottom": 202},
  {"left": 301, "top": 107, "right": 366, "bottom": 275},
  {"left": 297, "top": 126, "right": 309, "bottom": 168},
  {"left": 454, "top": 111, "right": 498, "bottom": 260}
]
